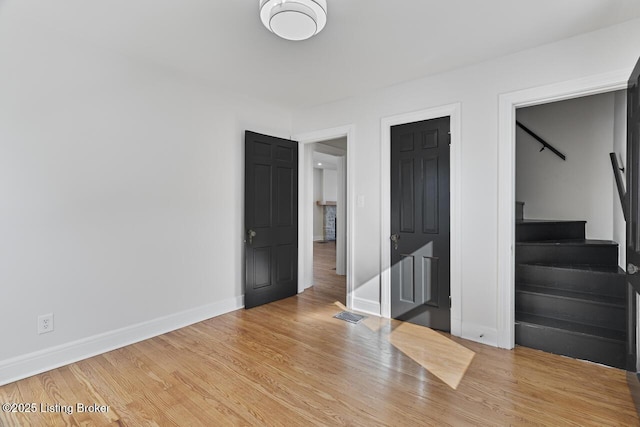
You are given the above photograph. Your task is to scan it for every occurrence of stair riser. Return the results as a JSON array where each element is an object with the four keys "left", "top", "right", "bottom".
[
  {"left": 516, "top": 292, "right": 625, "bottom": 331},
  {"left": 516, "top": 222, "right": 585, "bottom": 242},
  {"left": 515, "top": 322, "right": 626, "bottom": 369},
  {"left": 516, "top": 244, "right": 618, "bottom": 266},
  {"left": 516, "top": 265, "right": 625, "bottom": 298}
]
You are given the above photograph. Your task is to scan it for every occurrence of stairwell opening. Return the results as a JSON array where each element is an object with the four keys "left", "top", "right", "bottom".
[{"left": 514, "top": 90, "right": 630, "bottom": 369}]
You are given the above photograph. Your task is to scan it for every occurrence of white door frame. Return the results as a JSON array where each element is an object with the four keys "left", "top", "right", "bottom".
[
  {"left": 293, "top": 125, "right": 356, "bottom": 309},
  {"left": 380, "top": 103, "right": 462, "bottom": 337},
  {"left": 496, "top": 69, "right": 631, "bottom": 349}
]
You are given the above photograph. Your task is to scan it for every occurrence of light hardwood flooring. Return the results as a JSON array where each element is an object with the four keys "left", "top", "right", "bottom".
[
  {"left": 308, "top": 240, "right": 345, "bottom": 305},
  {"left": 1, "top": 242, "right": 639, "bottom": 426}
]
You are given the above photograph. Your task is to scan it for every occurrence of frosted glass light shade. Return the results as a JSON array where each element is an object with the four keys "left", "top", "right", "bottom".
[{"left": 260, "top": 0, "right": 327, "bottom": 41}]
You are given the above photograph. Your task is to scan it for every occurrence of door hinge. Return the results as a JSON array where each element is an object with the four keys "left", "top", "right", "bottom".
[{"left": 449, "top": 295, "right": 452, "bottom": 308}]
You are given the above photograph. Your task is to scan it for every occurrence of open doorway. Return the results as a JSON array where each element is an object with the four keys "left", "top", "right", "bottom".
[
  {"left": 513, "top": 90, "right": 628, "bottom": 368},
  {"left": 312, "top": 140, "right": 347, "bottom": 304},
  {"left": 294, "top": 125, "right": 354, "bottom": 310}
]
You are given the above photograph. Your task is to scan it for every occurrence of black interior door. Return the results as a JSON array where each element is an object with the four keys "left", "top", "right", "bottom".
[
  {"left": 626, "top": 57, "right": 640, "bottom": 370},
  {"left": 245, "top": 131, "right": 298, "bottom": 309},
  {"left": 390, "top": 117, "right": 451, "bottom": 331}
]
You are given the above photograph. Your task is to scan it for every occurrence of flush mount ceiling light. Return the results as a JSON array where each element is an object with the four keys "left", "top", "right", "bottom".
[{"left": 260, "top": 0, "right": 327, "bottom": 41}]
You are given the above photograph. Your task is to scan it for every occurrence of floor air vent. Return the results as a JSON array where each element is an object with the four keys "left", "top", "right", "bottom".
[{"left": 334, "top": 311, "right": 366, "bottom": 324}]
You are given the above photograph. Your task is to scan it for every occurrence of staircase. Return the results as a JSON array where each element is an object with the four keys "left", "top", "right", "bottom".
[{"left": 515, "top": 202, "right": 627, "bottom": 369}]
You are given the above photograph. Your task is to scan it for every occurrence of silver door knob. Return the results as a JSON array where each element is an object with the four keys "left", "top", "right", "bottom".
[
  {"left": 247, "top": 229, "right": 257, "bottom": 245},
  {"left": 390, "top": 233, "right": 400, "bottom": 250},
  {"left": 628, "top": 263, "right": 639, "bottom": 275}
]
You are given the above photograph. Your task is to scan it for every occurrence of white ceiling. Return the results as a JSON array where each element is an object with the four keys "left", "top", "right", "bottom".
[
  {"left": 313, "top": 152, "right": 338, "bottom": 170},
  {"left": 313, "top": 138, "right": 347, "bottom": 169},
  {"left": 4, "top": 0, "right": 640, "bottom": 109}
]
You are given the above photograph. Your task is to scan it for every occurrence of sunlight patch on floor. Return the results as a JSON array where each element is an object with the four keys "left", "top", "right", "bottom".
[
  {"left": 388, "top": 322, "right": 475, "bottom": 390},
  {"left": 360, "top": 316, "right": 389, "bottom": 332},
  {"left": 334, "top": 301, "right": 475, "bottom": 390},
  {"left": 331, "top": 301, "right": 474, "bottom": 390},
  {"left": 333, "top": 301, "right": 348, "bottom": 311}
]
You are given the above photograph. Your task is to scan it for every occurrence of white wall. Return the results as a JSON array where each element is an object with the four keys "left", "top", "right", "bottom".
[
  {"left": 0, "top": 13, "right": 291, "bottom": 382},
  {"left": 313, "top": 168, "right": 324, "bottom": 240},
  {"left": 322, "top": 169, "right": 338, "bottom": 202},
  {"left": 516, "top": 92, "right": 616, "bottom": 240},
  {"left": 313, "top": 167, "right": 340, "bottom": 241},
  {"left": 613, "top": 90, "right": 627, "bottom": 268},
  {"left": 291, "top": 18, "right": 640, "bottom": 346}
]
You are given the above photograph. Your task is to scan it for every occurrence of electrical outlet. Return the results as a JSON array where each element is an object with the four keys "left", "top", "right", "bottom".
[{"left": 37, "top": 313, "right": 54, "bottom": 334}]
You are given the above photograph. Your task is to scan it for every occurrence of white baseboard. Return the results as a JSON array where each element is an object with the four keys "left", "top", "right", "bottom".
[
  {"left": 313, "top": 235, "right": 324, "bottom": 241},
  {"left": 460, "top": 322, "right": 498, "bottom": 347},
  {"left": 351, "top": 297, "right": 381, "bottom": 317},
  {"left": 450, "top": 316, "right": 462, "bottom": 339},
  {"left": 0, "top": 296, "right": 244, "bottom": 386}
]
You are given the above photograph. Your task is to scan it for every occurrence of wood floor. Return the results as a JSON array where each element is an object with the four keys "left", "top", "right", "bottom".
[
  {"left": 309, "top": 240, "right": 345, "bottom": 304},
  {"left": 1, "top": 242, "right": 639, "bottom": 426}
]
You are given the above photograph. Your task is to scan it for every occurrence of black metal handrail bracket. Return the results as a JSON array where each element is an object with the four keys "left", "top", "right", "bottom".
[
  {"left": 610, "top": 152, "right": 627, "bottom": 221},
  {"left": 516, "top": 120, "right": 566, "bottom": 161}
]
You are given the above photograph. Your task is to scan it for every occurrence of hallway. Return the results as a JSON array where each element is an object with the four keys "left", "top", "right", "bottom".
[{"left": 308, "top": 240, "right": 346, "bottom": 305}]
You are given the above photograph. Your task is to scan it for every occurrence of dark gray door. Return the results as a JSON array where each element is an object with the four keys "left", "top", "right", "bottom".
[
  {"left": 390, "top": 117, "right": 451, "bottom": 331},
  {"left": 245, "top": 131, "right": 298, "bottom": 309},
  {"left": 626, "top": 57, "right": 640, "bottom": 370}
]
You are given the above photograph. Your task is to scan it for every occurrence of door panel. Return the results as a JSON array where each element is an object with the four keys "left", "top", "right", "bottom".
[
  {"left": 253, "top": 164, "right": 272, "bottom": 227},
  {"left": 391, "top": 117, "right": 451, "bottom": 331},
  {"left": 422, "top": 129, "right": 439, "bottom": 149},
  {"left": 276, "top": 167, "right": 294, "bottom": 225},
  {"left": 400, "top": 159, "right": 415, "bottom": 232},
  {"left": 252, "top": 248, "right": 272, "bottom": 289},
  {"left": 423, "top": 256, "right": 439, "bottom": 307},
  {"left": 245, "top": 131, "right": 298, "bottom": 309},
  {"left": 422, "top": 156, "right": 439, "bottom": 234},
  {"left": 627, "top": 57, "right": 640, "bottom": 370},
  {"left": 400, "top": 254, "right": 415, "bottom": 303}
]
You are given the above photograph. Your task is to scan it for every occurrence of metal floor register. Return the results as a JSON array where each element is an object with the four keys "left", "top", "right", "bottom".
[{"left": 333, "top": 311, "right": 367, "bottom": 324}]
